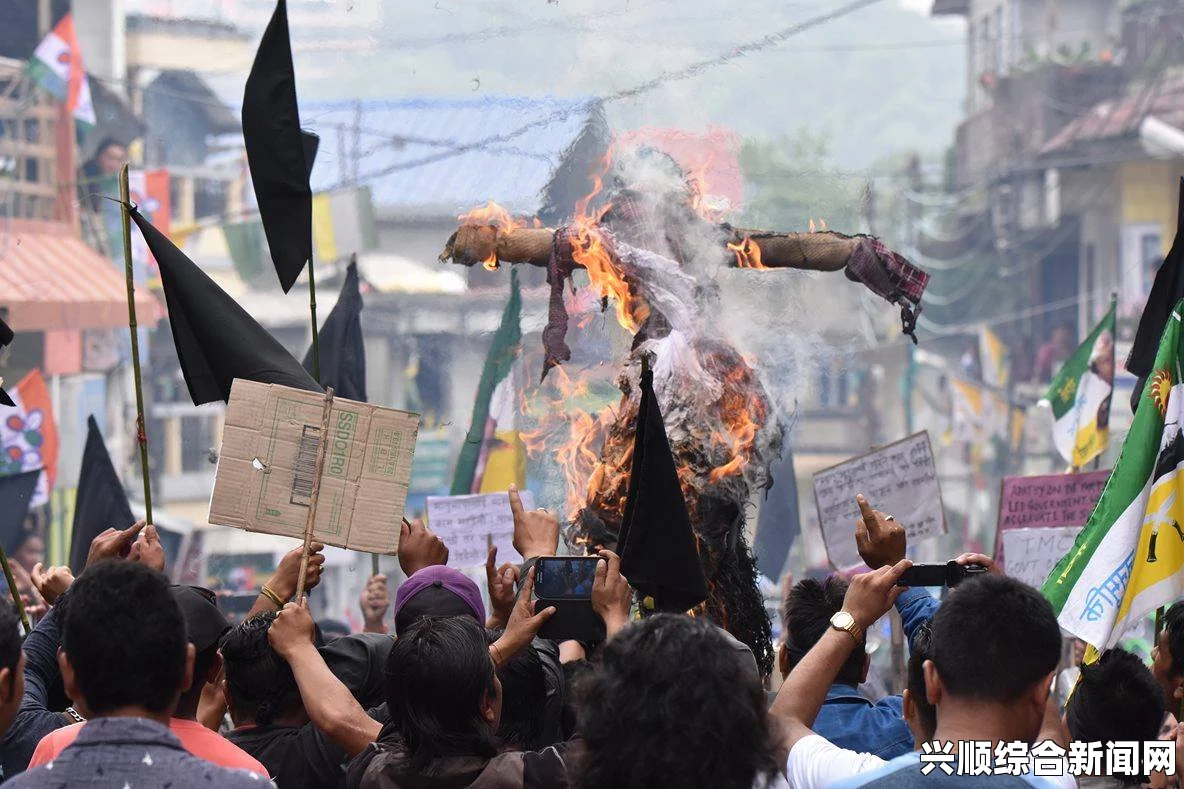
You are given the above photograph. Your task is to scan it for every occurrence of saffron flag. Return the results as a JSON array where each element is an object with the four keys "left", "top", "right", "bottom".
[
  {"left": 1043, "top": 298, "right": 1184, "bottom": 650},
  {"left": 26, "top": 13, "right": 95, "bottom": 126},
  {"left": 979, "top": 325, "right": 1010, "bottom": 389},
  {"left": 950, "top": 378, "right": 1008, "bottom": 444},
  {"left": 0, "top": 370, "right": 60, "bottom": 507},
  {"left": 1041, "top": 301, "right": 1116, "bottom": 468},
  {"left": 450, "top": 269, "right": 524, "bottom": 495}
]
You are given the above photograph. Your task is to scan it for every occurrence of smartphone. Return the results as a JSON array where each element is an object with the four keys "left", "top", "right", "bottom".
[
  {"left": 896, "top": 561, "right": 987, "bottom": 588},
  {"left": 535, "top": 557, "right": 600, "bottom": 600}
]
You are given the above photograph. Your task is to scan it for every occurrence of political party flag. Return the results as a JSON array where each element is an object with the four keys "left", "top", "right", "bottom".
[
  {"left": 1041, "top": 301, "right": 1117, "bottom": 468},
  {"left": 450, "top": 269, "right": 524, "bottom": 495},
  {"left": 617, "top": 362, "right": 708, "bottom": 613},
  {"left": 1043, "top": 298, "right": 1184, "bottom": 650},
  {"left": 303, "top": 260, "right": 366, "bottom": 401},
  {"left": 979, "top": 325, "right": 1010, "bottom": 389},
  {"left": 130, "top": 206, "right": 320, "bottom": 405},
  {"left": 312, "top": 187, "right": 378, "bottom": 263},
  {"left": 243, "top": 0, "right": 315, "bottom": 293},
  {"left": 0, "top": 369, "right": 60, "bottom": 507},
  {"left": 1128, "top": 179, "right": 1184, "bottom": 414},
  {"left": 950, "top": 378, "right": 1008, "bottom": 444},
  {"left": 69, "top": 417, "right": 135, "bottom": 573},
  {"left": 26, "top": 13, "right": 95, "bottom": 126}
]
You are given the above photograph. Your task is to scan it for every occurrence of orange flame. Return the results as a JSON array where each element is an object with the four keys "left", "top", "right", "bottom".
[
  {"left": 458, "top": 201, "right": 525, "bottom": 271},
  {"left": 807, "top": 217, "right": 829, "bottom": 233},
  {"left": 707, "top": 360, "right": 767, "bottom": 484},
  {"left": 726, "top": 235, "right": 765, "bottom": 269}
]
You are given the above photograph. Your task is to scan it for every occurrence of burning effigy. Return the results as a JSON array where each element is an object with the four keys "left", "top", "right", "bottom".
[{"left": 440, "top": 148, "right": 928, "bottom": 675}]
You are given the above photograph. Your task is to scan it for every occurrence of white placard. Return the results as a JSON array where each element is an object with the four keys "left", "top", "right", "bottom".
[
  {"left": 812, "top": 431, "right": 946, "bottom": 571},
  {"left": 1000, "top": 526, "right": 1082, "bottom": 589},
  {"left": 426, "top": 491, "right": 533, "bottom": 569}
]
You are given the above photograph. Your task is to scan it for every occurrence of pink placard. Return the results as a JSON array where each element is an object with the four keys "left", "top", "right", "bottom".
[{"left": 994, "top": 470, "right": 1109, "bottom": 570}]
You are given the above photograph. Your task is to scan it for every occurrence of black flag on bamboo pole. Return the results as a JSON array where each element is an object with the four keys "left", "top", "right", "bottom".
[
  {"left": 130, "top": 208, "right": 320, "bottom": 405},
  {"left": 69, "top": 417, "right": 135, "bottom": 573},
  {"left": 243, "top": 0, "right": 317, "bottom": 293},
  {"left": 0, "top": 315, "right": 13, "bottom": 407},
  {"left": 0, "top": 470, "right": 41, "bottom": 554},
  {"left": 303, "top": 260, "right": 366, "bottom": 401},
  {"left": 617, "top": 361, "right": 708, "bottom": 613}
]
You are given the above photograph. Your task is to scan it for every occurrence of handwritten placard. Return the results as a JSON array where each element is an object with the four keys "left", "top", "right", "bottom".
[
  {"left": 426, "top": 491, "right": 533, "bottom": 569},
  {"left": 812, "top": 431, "right": 945, "bottom": 571},
  {"left": 994, "top": 470, "right": 1108, "bottom": 568},
  {"left": 1001, "top": 526, "right": 1082, "bottom": 589}
]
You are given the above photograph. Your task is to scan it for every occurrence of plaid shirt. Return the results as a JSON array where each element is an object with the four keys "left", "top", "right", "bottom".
[{"left": 4, "top": 717, "right": 274, "bottom": 788}]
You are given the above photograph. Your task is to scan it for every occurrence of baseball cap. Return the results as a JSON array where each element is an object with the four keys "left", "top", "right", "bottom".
[
  {"left": 171, "top": 585, "right": 231, "bottom": 652},
  {"left": 394, "top": 566, "right": 485, "bottom": 636}
]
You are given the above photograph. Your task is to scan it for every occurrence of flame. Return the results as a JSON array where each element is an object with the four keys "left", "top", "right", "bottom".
[
  {"left": 687, "top": 152, "right": 722, "bottom": 222},
  {"left": 726, "top": 235, "right": 765, "bottom": 269},
  {"left": 807, "top": 217, "right": 829, "bottom": 233},
  {"left": 458, "top": 201, "right": 525, "bottom": 271},
  {"left": 706, "top": 358, "right": 767, "bottom": 484}
]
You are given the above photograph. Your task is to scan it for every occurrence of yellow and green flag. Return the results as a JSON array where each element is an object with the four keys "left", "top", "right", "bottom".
[
  {"left": 1041, "top": 301, "right": 1116, "bottom": 468},
  {"left": 1043, "top": 298, "right": 1184, "bottom": 650}
]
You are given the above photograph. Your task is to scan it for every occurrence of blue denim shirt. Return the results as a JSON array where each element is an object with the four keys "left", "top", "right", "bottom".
[
  {"left": 812, "top": 587, "right": 940, "bottom": 760},
  {"left": 4, "top": 717, "right": 273, "bottom": 788}
]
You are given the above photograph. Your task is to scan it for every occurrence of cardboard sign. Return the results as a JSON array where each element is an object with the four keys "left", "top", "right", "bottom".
[
  {"left": 994, "top": 470, "right": 1108, "bottom": 568},
  {"left": 1001, "top": 526, "right": 1082, "bottom": 589},
  {"left": 209, "top": 380, "right": 420, "bottom": 555},
  {"left": 813, "top": 431, "right": 945, "bottom": 571},
  {"left": 426, "top": 491, "right": 532, "bottom": 569}
]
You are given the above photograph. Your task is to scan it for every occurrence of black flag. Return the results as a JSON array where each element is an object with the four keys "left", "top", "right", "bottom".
[
  {"left": 617, "top": 364, "right": 708, "bottom": 613},
  {"left": 0, "top": 315, "right": 13, "bottom": 407},
  {"left": 243, "top": 0, "right": 316, "bottom": 293},
  {"left": 304, "top": 260, "right": 366, "bottom": 400},
  {"left": 70, "top": 417, "right": 136, "bottom": 573},
  {"left": 131, "top": 208, "right": 320, "bottom": 405},
  {"left": 753, "top": 446, "right": 800, "bottom": 582},
  {"left": 0, "top": 470, "right": 41, "bottom": 554},
  {"left": 1127, "top": 177, "right": 1184, "bottom": 413}
]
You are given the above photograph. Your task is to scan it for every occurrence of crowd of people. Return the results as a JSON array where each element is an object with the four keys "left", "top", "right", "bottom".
[{"left": 0, "top": 485, "right": 1181, "bottom": 787}]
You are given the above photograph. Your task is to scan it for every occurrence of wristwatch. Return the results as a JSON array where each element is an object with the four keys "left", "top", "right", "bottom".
[{"left": 829, "top": 611, "right": 863, "bottom": 644}]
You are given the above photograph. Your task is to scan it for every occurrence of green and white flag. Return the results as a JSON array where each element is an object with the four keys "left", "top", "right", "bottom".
[
  {"left": 26, "top": 14, "right": 95, "bottom": 126},
  {"left": 1041, "top": 300, "right": 1116, "bottom": 468},
  {"left": 1042, "top": 298, "right": 1184, "bottom": 650}
]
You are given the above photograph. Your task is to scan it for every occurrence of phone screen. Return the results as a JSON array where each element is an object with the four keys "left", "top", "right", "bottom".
[{"left": 536, "top": 557, "right": 598, "bottom": 599}]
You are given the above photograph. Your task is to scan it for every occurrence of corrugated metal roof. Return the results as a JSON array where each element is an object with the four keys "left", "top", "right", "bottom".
[
  {"left": 1041, "top": 68, "right": 1184, "bottom": 156},
  {"left": 302, "top": 96, "right": 605, "bottom": 217}
]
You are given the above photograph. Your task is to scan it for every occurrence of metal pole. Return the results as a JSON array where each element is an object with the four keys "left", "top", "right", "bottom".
[{"left": 119, "top": 165, "right": 153, "bottom": 525}]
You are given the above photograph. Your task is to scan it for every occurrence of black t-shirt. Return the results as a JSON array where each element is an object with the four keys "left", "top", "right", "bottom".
[{"left": 228, "top": 722, "right": 347, "bottom": 789}]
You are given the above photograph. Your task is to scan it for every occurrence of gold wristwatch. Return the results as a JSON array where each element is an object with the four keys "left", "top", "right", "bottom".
[{"left": 829, "top": 611, "right": 863, "bottom": 644}]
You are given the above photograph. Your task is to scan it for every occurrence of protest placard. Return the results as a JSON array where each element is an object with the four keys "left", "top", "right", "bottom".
[
  {"left": 812, "top": 431, "right": 945, "bottom": 571},
  {"left": 426, "top": 491, "right": 532, "bottom": 569},
  {"left": 994, "top": 470, "right": 1107, "bottom": 568},
  {"left": 209, "top": 380, "right": 420, "bottom": 554},
  {"left": 1000, "top": 526, "right": 1083, "bottom": 589}
]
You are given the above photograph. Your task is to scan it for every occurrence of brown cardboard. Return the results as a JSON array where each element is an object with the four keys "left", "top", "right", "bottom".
[{"left": 209, "top": 379, "right": 420, "bottom": 554}]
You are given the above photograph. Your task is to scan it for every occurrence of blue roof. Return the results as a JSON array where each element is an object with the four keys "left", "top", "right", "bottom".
[{"left": 302, "top": 96, "right": 604, "bottom": 217}]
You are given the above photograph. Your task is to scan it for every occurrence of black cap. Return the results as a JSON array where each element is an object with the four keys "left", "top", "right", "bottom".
[{"left": 172, "top": 585, "right": 231, "bottom": 652}]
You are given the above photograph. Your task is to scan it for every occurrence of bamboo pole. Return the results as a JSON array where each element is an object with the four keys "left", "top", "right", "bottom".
[
  {"left": 0, "top": 546, "right": 29, "bottom": 635},
  {"left": 296, "top": 387, "right": 335, "bottom": 601},
  {"left": 119, "top": 165, "right": 153, "bottom": 525},
  {"left": 308, "top": 257, "right": 321, "bottom": 383}
]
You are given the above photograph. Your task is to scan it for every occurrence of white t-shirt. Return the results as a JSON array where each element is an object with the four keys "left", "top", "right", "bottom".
[{"left": 786, "top": 734, "right": 887, "bottom": 789}]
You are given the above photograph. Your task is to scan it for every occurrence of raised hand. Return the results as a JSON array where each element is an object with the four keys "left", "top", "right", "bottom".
[
  {"left": 30, "top": 563, "right": 74, "bottom": 605},
  {"left": 485, "top": 545, "right": 520, "bottom": 628},
  {"left": 855, "top": 494, "right": 905, "bottom": 570},
  {"left": 268, "top": 599, "right": 317, "bottom": 659},
  {"left": 269, "top": 542, "right": 326, "bottom": 602},
  {"left": 398, "top": 519, "right": 448, "bottom": 576},
  {"left": 85, "top": 520, "right": 146, "bottom": 567},
  {"left": 841, "top": 559, "right": 912, "bottom": 632},
  {"left": 493, "top": 566, "right": 556, "bottom": 665},
  {"left": 508, "top": 485, "right": 558, "bottom": 560},
  {"left": 129, "top": 524, "right": 166, "bottom": 573},
  {"left": 592, "top": 549, "right": 632, "bottom": 638}
]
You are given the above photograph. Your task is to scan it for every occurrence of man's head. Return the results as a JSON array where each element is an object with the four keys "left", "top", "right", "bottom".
[
  {"left": 0, "top": 598, "right": 24, "bottom": 738},
  {"left": 780, "top": 576, "right": 867, "bottom": 685},
  {"left": 220, "top": 611, "right": 303, "bottom": 726},
  {"left": 487, "top": 628, "right": 546, "bottom": 751},
  {"left": 393, "top": 566, "right": 485, "bottom": 636},
  {"left": 59, "top": 561, "right": 193, "bottom": 720},
  {"left": 573, "top": 614, "right": 778, "bottom": 789},
  {"left": 902, "top": 622, "right": 936, "bottom": 743},
  {"left": 1066, "top": 648, "right": 1166, "bottom": 747},
  {"left": 92, "top": 138, "right": 127, "bottom": 176},
  {"left": 925, "top": 575, "right": 1060, "bottom": 741},
  {"left": 384, "top": 616, "right": 500, "bottom": 772},
  {"left": 172, "top": 586, "right": 231, "bottom": 720},
  {"left": 1152, "top": 602, "right": 1184, "bottom": 703}
]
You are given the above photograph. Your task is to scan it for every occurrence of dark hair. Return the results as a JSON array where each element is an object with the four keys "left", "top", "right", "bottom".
[
  {"left": 0, "top": 598, "right": 20, "bottom": 679},
  {"left": 783, "top": 576, "right": 864, "bottom": 685},
  {"left": 1067, "top": 648, "right": 1167, "bottom": 745},
  {"left": 907, "top": 622, "right": 936, "bottom": 740},
  {"left": 572, "top": 614, "right": 779, "bottom": 789},
  {"left": 61, "top": 561, "right": 186, "bottom": 715},
  {"left": 487, "top": 629, "right": 545, "bottom": 750},
  {"left": 219, "top": 612, "right": 302, "bottom": 726},
  {"left": 1162, "top": 602, "right": 1184, "bottom": 678},
  {"left": 930, "top": 575, "right": 1060, "bottom": 701},
  {"left": 384, "top": 616, "right": 499, "bottom": 773}
]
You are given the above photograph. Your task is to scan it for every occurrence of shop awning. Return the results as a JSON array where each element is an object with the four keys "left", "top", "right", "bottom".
[{"left": 0, "top": 219, "right": 160, "bottom": 331}]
